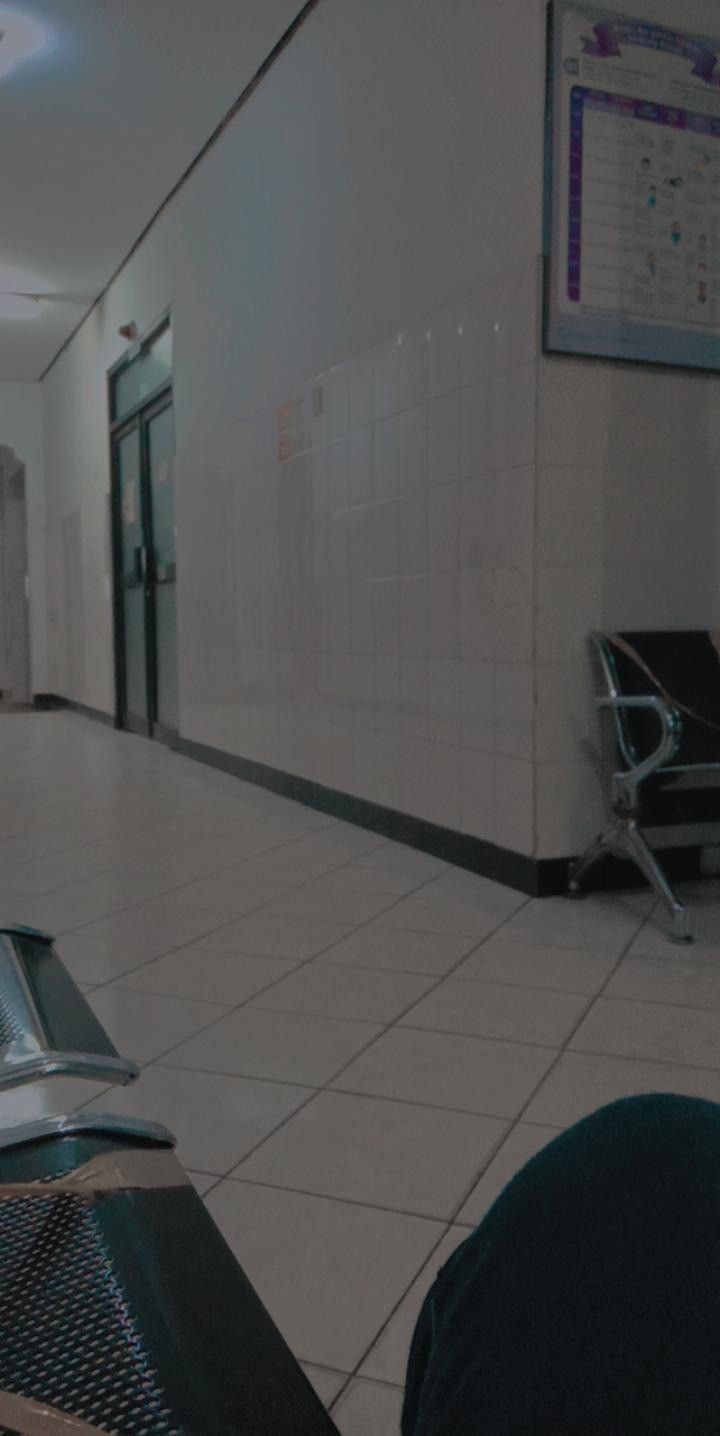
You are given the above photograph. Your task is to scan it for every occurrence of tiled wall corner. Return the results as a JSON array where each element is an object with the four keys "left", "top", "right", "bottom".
[{"left": 534, "top": 353, "right": 720, "bottom": 860}]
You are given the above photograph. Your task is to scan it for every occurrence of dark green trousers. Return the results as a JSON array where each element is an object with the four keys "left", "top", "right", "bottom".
[{"left": 402, "top": 1094, "right": 720, "bottom": 1434}]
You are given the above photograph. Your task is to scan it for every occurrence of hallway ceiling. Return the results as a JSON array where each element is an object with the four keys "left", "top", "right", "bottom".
[{"left": 0, "top": 0, "right": 304, "bottom": 382}]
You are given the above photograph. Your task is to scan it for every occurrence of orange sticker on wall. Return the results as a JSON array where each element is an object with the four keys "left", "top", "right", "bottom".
[{"left": 278, "top": 400, "right": 304, "bottom": 462}]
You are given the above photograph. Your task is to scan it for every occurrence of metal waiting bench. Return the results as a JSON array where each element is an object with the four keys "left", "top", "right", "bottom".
[
  {"left": 569, "top": 631, "right": 720, "bottom": 944},
  {"left": 0, "top": 928, "right": 340, "bottom": 1434},
  {"left": 0, "top": 925, "right": 138, "bottom": 1090},
  {"left": 0, "top": 1120, "right": 339, "bottom": 1436},
  {"left": 0, "top": 1114, "right": 339, "bottom": 1435}
]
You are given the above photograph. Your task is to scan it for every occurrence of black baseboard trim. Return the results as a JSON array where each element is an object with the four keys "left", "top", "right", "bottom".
[
  {"left": 175, "top": 735, "right": 711, "bottom": 900},
  {"left": 33, "top": 693, "right": 66, "bottom": 711},
  {"left": 30, "top": 706, "right": 710, "bottom": 900},
  {"left": 33, "top": 693, "right": 116, "bottom": 729},
  {"left": 176, "top": 734, "right": 541, "bottom": 894}
]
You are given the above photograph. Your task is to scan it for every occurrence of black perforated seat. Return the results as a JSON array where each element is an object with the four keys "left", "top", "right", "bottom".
[{"left": 0, "top": 1117, "right": 338, "bottom": 1436}]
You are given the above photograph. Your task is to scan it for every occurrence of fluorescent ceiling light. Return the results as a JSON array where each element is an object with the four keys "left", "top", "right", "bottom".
[
  {"left": 0, "top": 7, "right": 47, "bottom": 79},
  {"left": 0, "top": 293, "right": 41, "bottom": 321}
]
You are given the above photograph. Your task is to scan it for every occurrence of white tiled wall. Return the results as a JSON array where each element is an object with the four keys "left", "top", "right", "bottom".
[
  {"left": 176, "top": 263, "right": 541, "bottom": 854},
  {"left": 42, "top": 0, "right": 547, "bottom": 860},
  {"left": 39, "top": 0, "right": 720, "bottom": 871},
  {"left": 44, "top": 0, "right": 720, "bottom": 874}
]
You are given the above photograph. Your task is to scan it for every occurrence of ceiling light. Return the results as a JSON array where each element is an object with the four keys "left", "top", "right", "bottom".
[
  {"left": 0, "top": 7, "right": 47, "bottom": 79},
  {"left": 0, "top": 293, "right": 41, "bottom": 321}
]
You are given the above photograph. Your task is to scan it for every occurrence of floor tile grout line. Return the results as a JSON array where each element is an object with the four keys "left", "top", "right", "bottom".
[
  {"left": 335, "top": 1373, "right": 404, "bottom": 1393},
  {"left": 111, "top": 995, "right": 393, "bottom": 1028},
  {"left": 92, "top": 903, "right": 533, "bottom": 1206},
  {"left": 150, "top": 1058, "right": 569, "bottom": 1125},
  {"left": 140, "top": 1063, "right": 322, "bottom": 1092},
  {"left": 571, "top": 990, "right": 720, "bottom": 1018},
  {"left": 132, "top": 1025, "right": 398, "bottom": 1183},
  {"left": 152, "top": 1028, "right": 720, "bottom": 1097},
  {"left": 214, "top": 1172, "right": 467, "bottom": 1226},
  {"left": 270, "top": 955, "right": 488, "bottom": 978},
  {"left": 0, "top": 762, "right": 352, "bottom": 844},
  {"left": 299, "top": 1358, "right": 356, "bottom": 1379},
  {"left": 194, "top": 1173, "right": 224, "bottom": 1202},
  {"left": 442, "top": 972, "right": 631, "bottom": 999},
  {"left": 565, "top": 1045, "right": 720, "bottom": 1074},
  {"left": 0, "top": 813, "right": 316, "bottom": 894},
  {"left": 7, "top": 786, "right": 528, "bottom": 926},
  {"left": 77, "top": 869, "right": 518, "bottom": 1076},
  {"left": 74, "top": 878, "right": 467, "bottom": 1154},
  {"left": 348, "top": 902, "right": 663, "bottom": 1389},
  {"left": 4, "top": 723, "right": 701, "bottom": 1395},
  {"left": 11, "top": 813, "right": 524, "bottom": 916},
  {"left": 331, "top": 1216, "right": 456, "bottom": 1411},
  {"left": 281, "top": 896, "right": 538, "bottom": 1392},
  {"left": 394, "top": 1019, "right": 582, "bottom": 1050},
  {"left": 62, "top": 887, "right": 450, "bottom": 996},
  {"left": 435, "top": 902, "right": 658, "bottom": 1221},
  {"left": 53, "top": 845, "right": 458, "bottom": 989},
  {"left": 190, "top": 903, "right": 533, "bottom": 1177},
  {"left": 37, "top": 798, "right": 405, "bottom": 930},
  {"left": 328, "top": 1380, "right": 351, "bottom": 1416},
  {"left": 7, "top": 808, "right": 405, "bottom": 928},
  {"left": 11, "top": 719, "right": 696, "bottom": 1396},
  {"left": 328, "top": 1371, "right": 404, "bottom": 1415},
  {"left": 330, "top": 1111, "right": 523, "bottom": 1383}
]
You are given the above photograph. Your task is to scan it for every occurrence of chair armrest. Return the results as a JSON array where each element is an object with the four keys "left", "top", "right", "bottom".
[
  {"left": 598, "top": 694, "right": 682, "bottom": 808},
  {"left": 0, "top": 931, "right": 138, "bottom": 1091}
]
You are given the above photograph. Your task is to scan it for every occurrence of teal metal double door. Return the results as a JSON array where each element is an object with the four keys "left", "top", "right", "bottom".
[{"left": 113, "top": 396, "right": 178, "bottom": 741}]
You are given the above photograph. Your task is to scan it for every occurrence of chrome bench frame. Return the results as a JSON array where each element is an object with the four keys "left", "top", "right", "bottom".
[
  {"left": 0, "top": 925, "right": 138, "bottom": 1089},
  {"left": 0, "top": 1111, "right": 175, "bottom": 1152},
  {"left": 568, "top": 633, "right": 720, "bottom": 944}
]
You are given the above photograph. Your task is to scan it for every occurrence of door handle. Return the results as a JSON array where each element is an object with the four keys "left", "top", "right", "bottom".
[{"left": 132, "top": 546, "right": 150, "bottom": 586}]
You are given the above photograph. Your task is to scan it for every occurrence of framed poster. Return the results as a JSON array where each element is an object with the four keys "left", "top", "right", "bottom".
[{"left": 545, "top": 2, "right": 720, "bottom": 369}]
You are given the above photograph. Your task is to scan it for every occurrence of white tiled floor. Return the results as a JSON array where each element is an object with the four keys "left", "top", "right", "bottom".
[{"left": 1, "top": 712, "right": 719, "bottom": 1433}]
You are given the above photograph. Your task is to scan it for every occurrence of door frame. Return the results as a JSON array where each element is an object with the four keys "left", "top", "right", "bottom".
[
  {"left": 107, "top": 311, "right": 171, "bottom": 425},
  {"left": 142, "top": 391, "right": 176, "bottom": 745},
  {"left": 110, "top": 415, "right": 148, "bottom": 737},
  {"left": 108, "top": 314, "right": 173, "bottom": 739},
  {"left": 0, "top": 447, "right": 32, "bottom": 707}
]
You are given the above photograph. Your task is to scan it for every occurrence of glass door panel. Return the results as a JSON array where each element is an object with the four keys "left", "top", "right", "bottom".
[{"left": 116, "top": 426, "right": 149, "bottom": 732}]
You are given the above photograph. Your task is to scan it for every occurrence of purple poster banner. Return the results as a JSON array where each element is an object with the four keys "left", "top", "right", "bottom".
[
  {"left": 576, "top": 86, "right": 720, "bottom": 136},
  {"left": 581, "top": 20, "right": 719, "bottom": 84}
]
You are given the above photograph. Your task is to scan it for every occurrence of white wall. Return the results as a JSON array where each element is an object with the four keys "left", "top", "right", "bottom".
[
  {"left": 532, "top": 0, "right": 720, "bottom": 860},
  {"left": 43, "top": 0, "right": 547, "bottom": 853},
  {"left": 534, "top": 355, "right": 720, "bottom": 859},
  {"left": 0, "top": 382, "right": 46, "bottom": 693},
  {"left": 42, "top": 0, "right": 720, "bottom": 867}
]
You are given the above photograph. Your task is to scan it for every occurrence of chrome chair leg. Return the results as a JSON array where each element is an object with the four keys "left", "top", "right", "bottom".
[
  {"left": 569, "top": 816, "right": 692, "bottom": 944},
  {"left": 618, "top": 819, "right": 692, "bottom": 944},
  {"left": 568, "top": 833, "right": 610, "bottom": 896}
]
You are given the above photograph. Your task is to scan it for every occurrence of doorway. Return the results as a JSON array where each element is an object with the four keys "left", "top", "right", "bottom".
[
  {"left": 109, "top": 319, "right": 177, "bottom": 742},
  {"left": 0, "top": 446, "right": 31, "bottom": 708}
]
